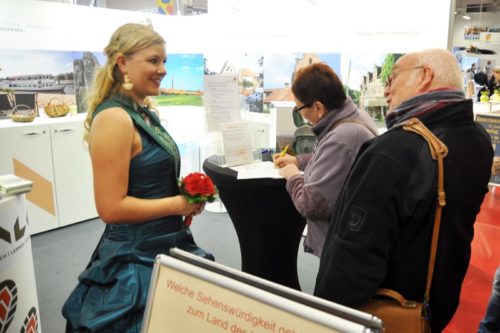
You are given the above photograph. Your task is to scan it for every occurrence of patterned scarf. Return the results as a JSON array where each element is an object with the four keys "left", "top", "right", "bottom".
[{"left": 385, "top": 88, "right": 466, "bottom": 129}]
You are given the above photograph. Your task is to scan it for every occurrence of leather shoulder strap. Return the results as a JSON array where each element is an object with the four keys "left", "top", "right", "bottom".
[
  {"left": 368, "top": 118, "right": 447, "bottom": 314},
  {"left": 402, "top": 117, "right": 448, "bottom": 304},
  {"left": 373, "top": 288, "right": 418, "bottom": 308}
]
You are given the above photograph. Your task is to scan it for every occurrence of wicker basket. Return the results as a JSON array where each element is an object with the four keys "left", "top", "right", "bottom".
[
  {"left": 44, "top": 98, "right": 69, "bottom": 118},
  {"left": 11, "top": 104, "right": 36, "bottom": 122}
]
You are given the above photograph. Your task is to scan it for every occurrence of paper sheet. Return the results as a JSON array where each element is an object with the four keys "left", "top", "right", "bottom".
[
  {"left": 231, "top": 161, "right": 283, "bottom": 179},
  {"left": 220, "top": 121, "right": 254, "bottom": 167},
  {"left": 203, "top": 75, "right": 241, "bottom": 132}
]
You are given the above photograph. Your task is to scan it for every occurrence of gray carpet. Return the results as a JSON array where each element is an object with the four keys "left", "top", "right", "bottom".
[{"left": 31, "top": 210, "right": 319, "bottom": 333}]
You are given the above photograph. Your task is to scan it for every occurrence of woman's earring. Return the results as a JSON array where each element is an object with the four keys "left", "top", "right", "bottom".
[{"left": 122, "top": 73, "right": 133, "bottom": 90}]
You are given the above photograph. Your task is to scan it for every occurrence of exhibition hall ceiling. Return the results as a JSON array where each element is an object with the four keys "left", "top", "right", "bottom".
[
  {"left": 457, "top": 0, "right": 498, "bottom": 4},
  {"left": 456, "top": 0, "right": 499, "bottom": 12},
  {"left": 39, "top": 0, "right": 500, "bottom": 14},
  {"left": 44, "top": 0, "right": 194, "bottom": 12}
]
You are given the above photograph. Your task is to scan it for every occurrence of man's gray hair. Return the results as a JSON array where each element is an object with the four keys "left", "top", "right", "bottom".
[{"left": 414, "top": 49, "right": 463, "bottom": 90}]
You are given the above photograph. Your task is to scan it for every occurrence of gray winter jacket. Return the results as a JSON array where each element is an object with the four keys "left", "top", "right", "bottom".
[{"left": 286, "top": 97, "right": 377, "bottom": 257}]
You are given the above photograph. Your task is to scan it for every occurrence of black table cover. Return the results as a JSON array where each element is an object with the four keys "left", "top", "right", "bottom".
[{"left": 203, "top": 156, "right": 306, "bottom": 290}]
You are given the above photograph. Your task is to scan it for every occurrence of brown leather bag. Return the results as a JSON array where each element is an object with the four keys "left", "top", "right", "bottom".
[
  {"left": 357, "top": 118, "right": 448, "bottom": 333},
  {"left": 358, "top": 288, "right": 431, "bottom": 333}
]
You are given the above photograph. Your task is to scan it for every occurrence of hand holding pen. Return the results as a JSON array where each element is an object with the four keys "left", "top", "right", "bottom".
[
  {"left": 273, "top": 144, "right": 299, "bottom": 169},
  {"left": 279, "top": 144, "right": 289, "bottom": 158}
]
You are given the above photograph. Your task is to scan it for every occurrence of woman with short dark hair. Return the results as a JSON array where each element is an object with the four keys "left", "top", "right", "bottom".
[{"left": 274, "top": 62, "right": 377, "bottom": 258}]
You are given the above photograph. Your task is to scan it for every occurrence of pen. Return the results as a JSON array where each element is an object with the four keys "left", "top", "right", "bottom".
[{"left": 279, "top": 144, "right": 289, "bottom": 158}]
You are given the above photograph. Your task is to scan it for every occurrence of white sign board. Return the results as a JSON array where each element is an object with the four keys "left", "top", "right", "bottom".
[{"left": 141, "top": 251, "right": 382, "bottom": 333}]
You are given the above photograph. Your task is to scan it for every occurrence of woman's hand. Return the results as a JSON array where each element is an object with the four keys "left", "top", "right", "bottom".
[
  {"left": 175, "top": 195, "right": 205, "bottom": 217},
  {"left": 279, "top": 164, "right": 301, "bottom": 180},
  {"left": 193, "top": 202, "right": 206, "bottom": 216},
  {"left": 273, "top": 153, "right": 299, "bottom": 169}
]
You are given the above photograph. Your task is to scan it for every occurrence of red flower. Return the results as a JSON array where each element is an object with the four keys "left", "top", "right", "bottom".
[{"left": 179, "top": 172, "right": 217, "bottom": 227}]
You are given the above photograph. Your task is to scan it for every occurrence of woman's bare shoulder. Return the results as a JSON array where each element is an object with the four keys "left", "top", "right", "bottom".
[{"left": 90, "top": 107, "right": 134, "bottom": 142}]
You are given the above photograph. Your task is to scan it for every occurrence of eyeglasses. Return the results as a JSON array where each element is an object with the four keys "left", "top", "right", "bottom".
[
  {"left": 293, "top": 103, "right": 312, "bottom": 113},
  {"left": 385, "top": 66, "right": 425, "bottom": 88}
]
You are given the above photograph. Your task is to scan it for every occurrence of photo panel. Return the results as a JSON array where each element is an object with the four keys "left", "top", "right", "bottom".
[
  {"left": 263, "top": 52, "right": 341, "bottom": 152},
  {"left": 72, "top": 51, "right": 105, "bottom": 113},
  {"left": 340, "top": 52, "right": 404, "bottom": 125},
  {"left": 204, "top": 52, "right": 264, "bottom": 113},
  {"left": 155, "top": 53, "right": 204, "bottom": 107},
  {"left": 264, "top": 52, "right": 341, "bottom": 100},
  {"left": 0, "top": 49, "right": 76, "bottom": 118}
]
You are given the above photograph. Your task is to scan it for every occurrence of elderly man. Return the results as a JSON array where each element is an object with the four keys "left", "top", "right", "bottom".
[{"left": 314, "top": 49, "right": 493, "bottom": 332}]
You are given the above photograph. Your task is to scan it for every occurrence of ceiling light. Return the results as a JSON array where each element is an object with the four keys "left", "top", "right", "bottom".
[{"left": 462, "top": 15, "right": 471, "bottom": 20}]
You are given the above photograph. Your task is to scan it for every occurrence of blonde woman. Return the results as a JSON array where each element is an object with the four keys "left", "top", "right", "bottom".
[{"left": 62, "top": 23, "right": 212, "bottom": 332}]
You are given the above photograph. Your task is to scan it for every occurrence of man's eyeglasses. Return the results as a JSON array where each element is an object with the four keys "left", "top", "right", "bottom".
[
  {"left": 293, "top": 103, "right": 312, "bottom": 113},
  {"left": 385, "top": 66, "right": 425, "bottom": 88}
]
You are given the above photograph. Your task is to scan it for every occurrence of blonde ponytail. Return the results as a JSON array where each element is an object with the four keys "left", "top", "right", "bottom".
[{"left": 83, "top": 23, "right": 165, "bottom": 143}]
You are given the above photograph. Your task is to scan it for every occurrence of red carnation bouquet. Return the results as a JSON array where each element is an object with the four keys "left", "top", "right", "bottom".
[{"left": 179, "top": 172, "right": 217, "bottom": 227}]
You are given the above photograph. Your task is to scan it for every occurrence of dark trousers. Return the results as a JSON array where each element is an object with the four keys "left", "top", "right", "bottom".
[{"left": 478, "top": 266, "right": 500, "bottom": 333}]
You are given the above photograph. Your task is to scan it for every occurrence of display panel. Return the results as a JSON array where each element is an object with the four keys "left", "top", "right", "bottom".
[{"left": 141, "top": 249, "right": 383, "bottom": 333}]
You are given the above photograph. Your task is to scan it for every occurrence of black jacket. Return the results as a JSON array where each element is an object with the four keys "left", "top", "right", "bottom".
[{"left": 314, "top": 99, "right": 493, "bottom": 332}]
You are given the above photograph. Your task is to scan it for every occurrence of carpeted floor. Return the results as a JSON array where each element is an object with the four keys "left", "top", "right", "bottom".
[
  {"left": 31, "top": 210, "right": 319, "bottom": 333},
  {"left": 32, "top": 188, "right": 500, "bottom": 333},
  {"left": 443, "top": 188, "right": 500, "bottom": 333}
]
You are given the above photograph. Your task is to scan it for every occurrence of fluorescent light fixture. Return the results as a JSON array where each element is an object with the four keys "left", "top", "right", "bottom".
[{"left": 463, "top": 15, "right": 471, "bottom": 20}]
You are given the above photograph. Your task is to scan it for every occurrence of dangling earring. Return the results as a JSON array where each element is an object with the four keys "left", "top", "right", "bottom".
[{"left": 122, "top": 73, "right": 133, "bottom": 90}]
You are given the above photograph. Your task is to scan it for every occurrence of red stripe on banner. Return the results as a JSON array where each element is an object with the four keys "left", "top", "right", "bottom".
[
  {"left": 0, "top": 288, "right": 11, "bottom": 305},
  {"left": 0, "top": 303, "right": 7, "bottom": 321},
  {"left": 26, "top": 316, "right": 37, "bottom": 333}
]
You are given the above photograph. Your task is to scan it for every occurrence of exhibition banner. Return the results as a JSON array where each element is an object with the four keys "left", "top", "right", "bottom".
[
  {"left": 0, "top": 194, "right": 40, "bottom": 333},
  {"left": 475, "top": 113, "right": 500, "bottom": 185}
]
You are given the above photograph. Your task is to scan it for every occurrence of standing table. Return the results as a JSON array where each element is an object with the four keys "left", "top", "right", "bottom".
[{"left": 203, "top": 156, "right": 306, "bottom": 290}]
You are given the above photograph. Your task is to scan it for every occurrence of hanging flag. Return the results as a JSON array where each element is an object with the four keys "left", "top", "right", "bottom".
[{"left": 157, "top": 0, "right": 174, "bottom": 15}]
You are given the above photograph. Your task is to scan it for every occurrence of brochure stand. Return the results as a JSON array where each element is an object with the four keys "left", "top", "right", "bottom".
[
  {"left": 474, "top": 113, "right": 500, "bottom": 195},
  {"left": 0, "top": 176, "right": 41, "bottom": 333},
  {"left": 200, "top": 133, "right": 227, "bottom": 214}
]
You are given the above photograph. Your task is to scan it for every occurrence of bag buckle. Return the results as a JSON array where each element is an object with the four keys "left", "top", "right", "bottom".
[{"left": 423, "top": 300, "right": 432, "bottom": 320}]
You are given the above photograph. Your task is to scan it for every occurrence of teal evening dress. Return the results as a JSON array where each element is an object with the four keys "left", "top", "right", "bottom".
[{"left": 62, "top": 95, "right": 213, "bottom": 333}]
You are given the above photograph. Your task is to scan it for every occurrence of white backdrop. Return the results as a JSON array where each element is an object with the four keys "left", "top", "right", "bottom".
[
  {"left": 0, "top": 0, "right": 453, "bottom": 54},
  {"left": 0, "top": 0, "right": 454, "bottom": 174}
]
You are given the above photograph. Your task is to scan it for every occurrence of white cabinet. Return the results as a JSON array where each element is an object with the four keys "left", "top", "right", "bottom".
[
  {"left": 0, "top": 123, "right": 58, "bottom": 234},
  {"left": 50, "top": 121, "right": 97, "bottom": 227},
  {"left": 0, "top": 115, "right": 97, "bottom": 234}
]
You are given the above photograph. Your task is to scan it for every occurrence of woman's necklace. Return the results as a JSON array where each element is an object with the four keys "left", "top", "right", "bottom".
[
  {"left": 131, "top": 101, "right": 151, "bottom": 126},
  {"left": 139, "top": 110, "right": 151, "bottom": 126}
]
